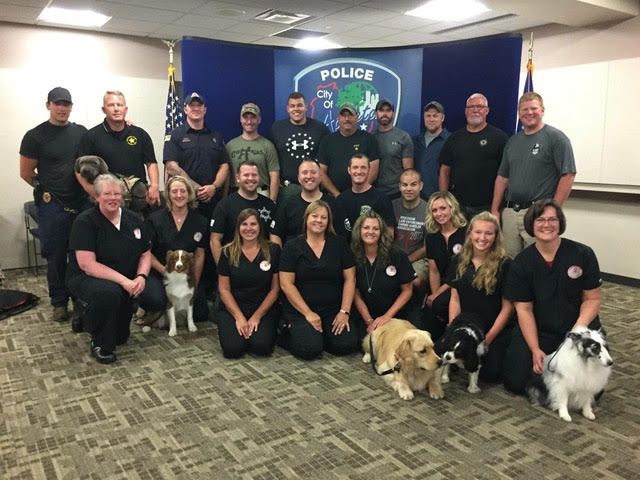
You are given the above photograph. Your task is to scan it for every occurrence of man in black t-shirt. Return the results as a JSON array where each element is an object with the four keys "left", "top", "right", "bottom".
[
  {"left": 77, "top": 90, "right": 160, "bottom": 207},
  {"left": 335, "top": 154, "right": 395, "bottom": 240},
  {"left": 269, "top": 92, "right": 329, "bottom": 202},
  {"left": 209, "top": 161, "right": 276, "bottom": 263},
  {"left": 19, "top": 87, "right": 88, "bottom": 322},
  {"left": 438, "top": 93, "right": 508, "bottom": 219}
]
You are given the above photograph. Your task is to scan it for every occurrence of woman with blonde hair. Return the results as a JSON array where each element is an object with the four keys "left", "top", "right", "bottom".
[
  {"left": 351, "top": 210, "right": 423, "bottom": 332},
  {"left": 447, "top": 211, "right": 514, "bottom": 382},
  {"left": 279, "top": 200, "right": 358, "bottom": 359},
  {"left": 137, "top": 175, "right": 209, "bottom": 326},
  {"left": 217, "top": 208, "right": 281, "bottom": 358},
  {"left": 422, "top": 191, "right": 467, "bottom": 340}
]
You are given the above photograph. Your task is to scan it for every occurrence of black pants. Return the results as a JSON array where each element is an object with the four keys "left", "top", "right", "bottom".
[
  {"left": 422, "top": 288, "right": 451, "bottom": 341},
  {"left": 479, "top": 326, "right": 513, "bottom": 383},
  {"left": 138, "top": 270, "right": 209, "bottom": 322},
  {"left": 216, "top": 308, "right": 279, "bottom": 358},
  {"left": 67, "top": 274, "right": 133, "bottom": 352},
  {"left": 503, "top": 319, "right": 601, "bottom": 394},
  {"left": 281, "top": 308, "right": 361, "bottom": 360}
]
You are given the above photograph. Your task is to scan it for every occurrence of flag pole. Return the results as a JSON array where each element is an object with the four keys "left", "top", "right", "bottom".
[{"left": 525, "top": 32, "right": 534, "bottom": 93}]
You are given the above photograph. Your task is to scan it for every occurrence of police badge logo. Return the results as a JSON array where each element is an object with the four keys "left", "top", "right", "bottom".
[
  {"left": 133, "top": 228, "right": 141, "bottom": 239},
  {"left": 294, "top": 58, "right": 402, "bottom": 133},
  {"left": 126, "top": 135, "right": 138, "bottom": 146}
]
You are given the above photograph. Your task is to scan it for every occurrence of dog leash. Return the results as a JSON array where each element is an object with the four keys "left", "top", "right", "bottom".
[{"left": 368, "top": 333, "right": 401, "bottom": 376}]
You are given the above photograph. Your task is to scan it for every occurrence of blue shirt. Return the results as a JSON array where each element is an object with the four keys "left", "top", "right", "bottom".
[{"left": 413, "top": 128, "right": 450, "bottom": 199}]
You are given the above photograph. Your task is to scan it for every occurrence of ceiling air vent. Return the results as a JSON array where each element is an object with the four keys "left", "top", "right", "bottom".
[{"left": 254, "top": 9, "right": 312, "bottom": 25}]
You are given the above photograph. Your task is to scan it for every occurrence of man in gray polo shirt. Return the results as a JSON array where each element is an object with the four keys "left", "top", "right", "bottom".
[
  {"left": 491, "top": 92, "right": 576, "bottom": 257},
  {"left": 374, "top": 99, "right": 414, "bottom": 199}
]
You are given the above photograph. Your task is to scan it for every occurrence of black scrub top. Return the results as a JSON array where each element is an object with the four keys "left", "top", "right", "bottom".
[
  {"left": 144, "top": 209, "right": 208, "bottom": 264},
  {"left": 217, "top": 244, "right": 281, "bottom": 318},
  {"left": 356, "top": 249, "right": 416, "bottom": 318},
  {"left": 68, "top": 206, "right": 150, "bottom": 279},
  {"left": 425, "top": 228, "right": 466, "bottom": 277},
  {"left": 279, "top": 235, "right": 354, "bottom": 315},
  {"left": 447, "top": 255, "right": 511, "bottom": 332},
  {"left": 505, "top": 238, "right": 602, "bottom": 335}
]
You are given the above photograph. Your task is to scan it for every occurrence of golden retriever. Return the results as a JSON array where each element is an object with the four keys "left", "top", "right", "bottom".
[{"left": 362, "top": 319, "right": 443, "bottom": 400}]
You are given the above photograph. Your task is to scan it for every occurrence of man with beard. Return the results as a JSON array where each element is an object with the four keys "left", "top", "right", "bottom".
[
  {"left": 438, "top": 93, "right": 508, "bottom": 219},
  {"left": 373, "top": 99, "right": 413, "bottom": 199},
  {"left": 413, "top": 101, "right": 450, "bottom": 199}
]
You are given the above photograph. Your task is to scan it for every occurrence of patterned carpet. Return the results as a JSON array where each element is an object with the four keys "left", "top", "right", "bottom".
[{"left": 1, "top": 268, "right": 639, "bottom": 480}]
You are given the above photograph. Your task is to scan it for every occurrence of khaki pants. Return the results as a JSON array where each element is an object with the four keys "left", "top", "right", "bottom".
[{"left": 502, "top": 207, "right": 534, "bottom": 258}]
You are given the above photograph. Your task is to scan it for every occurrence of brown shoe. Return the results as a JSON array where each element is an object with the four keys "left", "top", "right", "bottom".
[{"left": 52, "top": 306, "right": 69, "bottom": 322}]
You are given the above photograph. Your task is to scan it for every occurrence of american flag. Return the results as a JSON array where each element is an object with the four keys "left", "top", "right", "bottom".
[
  {"left": 516, "top": 35, "right": 535, "bottom": 132},
  {"left": 165, "top": 63, "right": 184, "bottom": 139}
]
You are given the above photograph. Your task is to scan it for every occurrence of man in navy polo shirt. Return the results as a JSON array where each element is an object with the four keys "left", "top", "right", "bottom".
[
  {"left": 164, "top": 92, "right": 230, "bottom": 220},
  {"left": 77, "top": 90, "right": 160, "bottom": 207}
]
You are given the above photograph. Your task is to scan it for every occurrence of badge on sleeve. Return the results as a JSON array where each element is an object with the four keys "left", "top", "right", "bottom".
[
  {"left": 386, "top": 265, "right": 397, "bottom": 277},
  {"left": 260, "top": 260, "right": 271, "bottom": 272},
  {"left": 567, "top": 265, "right": 583, "bottom": 279},
  {"left": 452, "top": 243, "right": 462, "bottom": 254},
  {"left": 194, "top": 232, "right": 203, "bottom": 242},
  {"left": 133, "top": 228, "right": 141, "bottom": 239}
]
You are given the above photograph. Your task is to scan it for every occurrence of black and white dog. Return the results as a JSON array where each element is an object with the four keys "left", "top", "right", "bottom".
[
  {"left": 526, "top": 327, "right": 613, "bottom": 422},
  {"left": 435, "top": 312, "right": 486, "bottom": 393}
]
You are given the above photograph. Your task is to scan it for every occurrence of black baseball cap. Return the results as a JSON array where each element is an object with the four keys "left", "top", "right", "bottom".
[
  {"left": 48, "top": 87, "right": 72, "bottom": 103},
  {"left": 375, "top": 99, "right": 394, "bottom": 111},
  {"left": 423, "top": 101, "right": 444, "bottom": 114},
  {"left": 184, "top": 92, "right": 205, "bottom": 105}
]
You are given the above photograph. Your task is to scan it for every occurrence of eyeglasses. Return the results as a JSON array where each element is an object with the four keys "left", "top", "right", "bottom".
[
  {"left": 465, "top": 105, "right": 487, "bottom": 110},
  {"left": 534, "top": 217, "right": 560, "bottom": 225}
]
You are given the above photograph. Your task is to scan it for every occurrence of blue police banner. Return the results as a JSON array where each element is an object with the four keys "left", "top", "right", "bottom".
[{"left": 274, "top": 49, "right": 423, "bottom": 135}]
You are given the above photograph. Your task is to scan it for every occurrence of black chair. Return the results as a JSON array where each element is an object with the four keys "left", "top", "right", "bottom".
[{"left": 23, "top": 201, "right": 41, "bottom": 275}]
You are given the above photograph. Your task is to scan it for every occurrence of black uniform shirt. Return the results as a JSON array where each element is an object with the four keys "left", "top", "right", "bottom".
[
  {"left": 356, "top": 249, "right": 416, "bottom": 318},
  {"left": 19, "top": 121, "right": 87, "bottom": 204},
  {"left": 68, "top": 206, "right": 150, "bottom": 279},
  {"left": 272, "top": 193, "right": 343, "bottom": 242},
  {"left": 163, "top": 123, "right": 228, "bottom": 186},
  {"left": 425, "top": 228, "right": 466, "bottom": 278},
  {"left": 279, "top": 235, "right": 354, "bottom": 314},
  {"left": 217, "top": 244, "right": 281, "bottom": 317},
  {"left": 505, "top": 238, "right": 602, "bottom": 335},
  {"left": 78, "top": 120, "right": 156, "bottom": 179},
  {"left": 210, "top": 192, "right": 277, "bottom": 246},
  {"left": 144, "top": 208, "right": 208, "bottom": 264},
  {"left": 335, "top": 187, "right": 396, "bottom": 238},
  {"left": 447, "top": 256, "right": 511, "bottom": 332}
]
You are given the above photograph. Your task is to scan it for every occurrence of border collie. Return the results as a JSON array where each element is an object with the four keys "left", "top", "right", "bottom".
[
  {"left": 435, "top": 312, "right": 486, "bottom": 394},
  {"left": 164, "top": 250, "right": 197, "bottom": 337},
  {"left": 526, "top": 327, "right": 613, "bottom": 422}
]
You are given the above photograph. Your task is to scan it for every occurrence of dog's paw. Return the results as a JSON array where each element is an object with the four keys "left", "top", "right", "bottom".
[
  {"left": 429, "top": 386, "right": 444, "bottom": 400},
  {"left": 188, "top": 324, "right": 198, "bottom": 333},
  {"left": 467, "top": 385, "right": 481, "bottom": 394},
  {"left": 441, "top": 374, "right": 450, "bottom": 384},
  {"left": 398, "top": 388, "right": 415, "bottom": 401},
  {"left": 362, "top": 353, "right": 371, "bottom": 364},
  {"left": 168, "top": 328, "right": 177, "bottom": 337},
  {"left": 559, "top": 412, "right": 572, "bottom": 422},
  {"left": 582, "top": 407, "right": 596, "bottom": 421}
]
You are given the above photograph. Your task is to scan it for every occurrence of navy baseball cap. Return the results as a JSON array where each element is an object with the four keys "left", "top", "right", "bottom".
[{"left": 184, "top": 92, "right": 205, "bottom": 105}]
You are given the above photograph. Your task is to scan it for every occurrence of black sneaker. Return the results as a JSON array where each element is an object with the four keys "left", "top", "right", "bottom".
[{"left": 90, "top": 341, "right": 116, "bottom": 364}]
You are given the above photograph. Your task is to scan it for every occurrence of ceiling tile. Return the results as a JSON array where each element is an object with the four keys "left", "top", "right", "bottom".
[
  {"left": 323, "top": 6, "right": 400, "bottom": 24},
  {"left": 173, "top": 13, "right": 239, "bottom": 30}
]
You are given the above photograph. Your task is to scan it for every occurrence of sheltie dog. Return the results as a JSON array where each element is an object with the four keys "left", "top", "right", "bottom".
[{"left": 526, "top": 327, "right": 613, "bottom": 422}]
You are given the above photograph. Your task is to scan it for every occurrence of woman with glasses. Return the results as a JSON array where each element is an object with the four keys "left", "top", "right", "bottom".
[{"left": 502, "top": 199, "right": 604, "bottom": 394}]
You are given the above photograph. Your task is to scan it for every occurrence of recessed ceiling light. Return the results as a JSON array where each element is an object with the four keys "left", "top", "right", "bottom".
[
  {"left": 38, "top": 7, "right": 111, "bottom": 28},
  {"left": 295, "top": 37, "right": 342, "bottom": 50},
  {"left": 406, "top": 0, "right": 489, "bottom": 22}
]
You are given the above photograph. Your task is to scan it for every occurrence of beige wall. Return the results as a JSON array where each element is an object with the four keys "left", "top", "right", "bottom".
[
  {"left": 0, "top": 23, "right": 174, "bottom": 270},
  {"left": 519, "top": 16, "right": 640, "bottom": 279}
]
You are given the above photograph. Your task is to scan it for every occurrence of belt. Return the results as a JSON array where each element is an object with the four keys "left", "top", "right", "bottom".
[
  {"left": 41, "top": 191, "right": 79, "bottom": 213},
  {"left": 504, "top": 200, "right": 534, "bottom": 212}
]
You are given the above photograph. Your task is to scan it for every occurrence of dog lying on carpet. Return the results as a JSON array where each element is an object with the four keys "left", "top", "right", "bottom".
[
  {"left": 526, "top": 327, "right": 613, "bottom": 422},
  {"left": 362, "top": 319, "right": 443, "bottom": 401}
]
